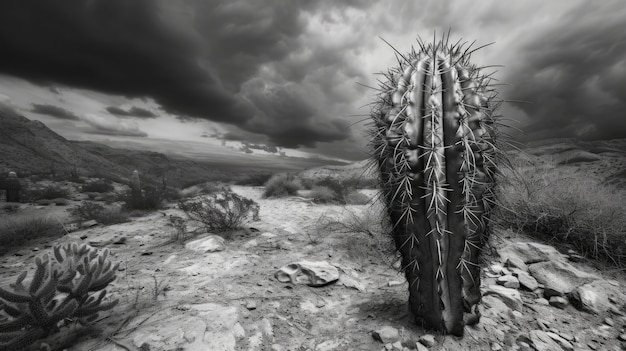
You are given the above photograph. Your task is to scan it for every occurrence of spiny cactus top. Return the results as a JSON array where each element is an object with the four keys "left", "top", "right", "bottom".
[{"left": 370, "top": 35, "right": 501, "bottom": 335}]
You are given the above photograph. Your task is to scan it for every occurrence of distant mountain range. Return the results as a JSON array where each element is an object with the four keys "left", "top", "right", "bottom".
[{"left": 0, "top": 105, "right": 339, "bottom": 187}]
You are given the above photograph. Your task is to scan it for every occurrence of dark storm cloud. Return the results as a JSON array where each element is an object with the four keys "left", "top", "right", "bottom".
[
  {"left": 0, "top": 0, "right": 364, "bottom": 149},
  {"left": 31, "top": 104, "right": 80, "bottom": 120},
  {"left": 504, "top": 2, "right": 626, "bottom": 141},
  {"left": 106, "top": 106, "right": 158, "bottom": 118}
]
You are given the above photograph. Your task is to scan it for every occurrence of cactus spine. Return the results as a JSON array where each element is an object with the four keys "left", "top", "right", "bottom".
[{"left": 370, "top": 35, "right": 501, "bottom": 336}]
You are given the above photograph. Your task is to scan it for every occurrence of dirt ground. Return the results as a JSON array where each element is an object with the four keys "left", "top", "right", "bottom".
[{"left": 1, "top": 185, "right": 625, "bottom": 351}]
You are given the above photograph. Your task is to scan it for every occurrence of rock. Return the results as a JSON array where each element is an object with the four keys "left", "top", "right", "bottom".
[
  {"left": 545, "top": 332, "right": 574, "bottom": 351},
  {"left": 490, "top": 342, "right": 502, "bottom": 351},
  {"left": 528, "top": 330, "right": 562, "bottom": 351},
  {"left": 388, "top": 280, "right": 404, "bottom": 287},
  {"left": 497, "top": 275, "right": 520, "bottom": 289},
  {"left": 569, "top": 280, "right": 626, "bottom": 314},
  {"left": 535, "top": 298, "right": 549, "bottom": 306},
  {"left": 505, "top": 256, "right": 528, "bottom": 271},
  {"left": 513, "top": 270, "right": 539, "bottom": 291},
  {"left": 185, "top": 235, "right": 226, "bottom": 253},
  {"left": 81, "top": 219, "right": 98, "bottom": 228},
  {"left": 243, "top": 239, "right": 258, "bottom": 248},
  {"left": 275, "top": 261, "right": 339, "bottom": 287},
  {"left": 418, "top": 334, "right": 435, "bottom": 347},
  {"left": 246, "top": 302, "right": 257, "bottom": 310},
  {"left": 549, "top": 296, "right": 569, "bottom": 309},
  {"left": 372, "top": 326, "right": 400, "bottom": 344},
  {"left": 482, "top": 295, "right": 511, "bottom": 318},
  {"left": 415, "top": 342, "right": 429, "bottom": 351},
  {"left": 315, "top": 340, "right": 342, "bottom": 351},
  {"left": 498, "top": 241, "right": 564, "bottom": 265},
  {"left": 391, "top": 341, "right": 403, "bottom": 350},
  {"left": 618, "top": 334, "right": 626, "bottom": 341},
  {"left": 490, "top": 264, "right": 504, "bottom": 274},
  {"left": 483, "top": 285, "right": 523, "bottom": 311},
  {"left": 261, "top": 232, "right": 277, "bottom": 239},
  {"left": 528, "top": 260, "right": 599, "bottom": 296},
  {"left": 604, "top": 317, "right": 614, "bottom": 326}
]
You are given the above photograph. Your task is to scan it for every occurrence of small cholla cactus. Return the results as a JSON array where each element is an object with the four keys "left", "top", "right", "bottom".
[
  {"left": 5, "top": 171, "right": 21, "bottom": 202},
  {"left": 369, "top": 34, "right": 503, "bottom": 336},
  {"left": 0, "top": 243, "right": 119, "bottom": 351}
]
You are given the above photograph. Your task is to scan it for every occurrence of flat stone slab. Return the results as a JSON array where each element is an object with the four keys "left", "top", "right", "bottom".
[{"left": 528, "top": 260, "right": 599, "bottom": 296}]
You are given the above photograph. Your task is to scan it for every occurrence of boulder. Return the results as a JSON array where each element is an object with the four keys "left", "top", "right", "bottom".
[
  {"left": 483, "top": 285, "right": 523, "bottom": 311},
  {"left": 528, "top": 260, "right": 599, "bottom": 296},
  {"left": 512, "top": 270, "right": 540, "bottom": 291},
  {"left": 498, "top": 242, "right": 564, "bottom": 265},
  {"left": 371, "top": 326, "right": 400, "bottom": 344},
  {"left": 569, "top": 280, "right": 626, "bottom": 314},
  {"left": 185, "top": 235, "right": 226, "bottom": 253},
  {"left": 275, "top": 261, "right": 339, "bottom": 287},
  {"left": 497, "top": 275, "right": 520, "bottom": 289}
]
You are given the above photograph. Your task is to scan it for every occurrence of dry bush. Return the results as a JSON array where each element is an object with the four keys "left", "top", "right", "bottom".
[
  {"left": 179, "top": 191, "right": 260, "bottom": 233},
  {"left": 310, "top": 185, "right": 340, "bottom": 203},
  {"left": 496, "top": 159, "right": 626, "bottom": 266},
  {"left": 263, "top": 174, "right": 301, "bottom": 198},
  {"left": 0, "top": 217, "right": 66, "bottom": 247},
  {"left": 344, "top": 190, "right": 371, "bottom": 205},
  {"left": 71, "top": 201, "right": 129, "bottom": 225}
]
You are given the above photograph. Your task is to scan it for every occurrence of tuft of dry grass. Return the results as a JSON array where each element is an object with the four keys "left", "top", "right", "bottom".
[
  {"left": 0, "top": 216, "right": 66, "bottom": 247},
  {"left": 495, "top": 158, "right": 626, "bottom": 266}
]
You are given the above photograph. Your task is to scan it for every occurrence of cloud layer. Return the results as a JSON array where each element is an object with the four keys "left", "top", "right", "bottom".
[{"left": 0, "top": 0, "right": 624, "bottom": 160}]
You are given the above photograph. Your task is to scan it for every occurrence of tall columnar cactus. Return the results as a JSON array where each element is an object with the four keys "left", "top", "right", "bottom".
[
  {"left": 5, "top": 171, "right": 21, "bottom": 202},
  {"left": 370, "top": 35, "right": 501, "bottom": 336},
  {"left": 130, "top": 170, "right": 142, "bottom": 199}
]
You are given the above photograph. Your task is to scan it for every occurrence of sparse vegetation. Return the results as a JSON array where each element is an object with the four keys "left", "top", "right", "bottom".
[
  {"left": 496, "top": 158, "right": 626, "bottom": 267},
  {"left": 122, "top": 186, "right": 164, "bottom": 211},
  {"left": 263, "top": 174, "right": 301, "bottom": 198},
  {"left": 179, "top": 190, "right": 260, "bottom": 233},
  {"left": 22, "top": 185, "right": 70, "bottom": 202},
  {"left": 167, "top": 214, "right": 188, "bottom": 242},
  {"left": 0, "top": 216, "right": 66, "bottom": 247},
  {"left": 81, "top": 179, "right": 114, "bottom": 193},
  {"left": 70, "top": 201, "right": 129, "bottom": 225}
]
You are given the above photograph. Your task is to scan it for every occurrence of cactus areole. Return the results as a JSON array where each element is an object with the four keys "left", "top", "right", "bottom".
[{"left": 370, "top": 36, "right": 500, "bottom": 336}]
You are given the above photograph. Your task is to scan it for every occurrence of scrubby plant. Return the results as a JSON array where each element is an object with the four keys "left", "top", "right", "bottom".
[
  {"left": 496, "top": 159, "right": 626, "bottom": 266},
  {"left": 0, "top": 217, "right": 66, "bottom": 247},
  {"left": 263, "top": 174, "right": 301, "bottom": 198},
  {"left": 369, "top": 34, "right": 503, "bottom": 335},
  {"left": 70, "top": 202, "right": 129, "bottom": 226},
  {"left": 344, "top": 190, "right": 371, "bottom": 205},
  {"left": 179, "top": 191, "right": 260, "bottom": 233},
  {"left": 81, "top": 180, "right": 114, "bottom": 193},
  {"left": 0, "top": 243, "right": 119, "bottom": 350},
  {"left": 167, "top": 215, "right": 188, "bottom": 242},
  {"left": 310, "top": 185, "right": 340, "bottom": 204},
  {"left": 22, "top": 185, "right": 70, "bottom": 202},
  {"left": 122, "top": 185, "right": 163, "bottom": 211}
]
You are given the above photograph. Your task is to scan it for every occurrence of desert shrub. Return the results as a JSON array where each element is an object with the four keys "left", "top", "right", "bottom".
[
  {"left": 81, "top": 180, "right": 114, "bottom": 193},
  {"left": 344, "top": 190, "right": 371, "bottom": 205},
  {"left": 122, "top": 186, "right": 163, "bottom": 211},
  {"left": 314, "top": 177, "right": 347, "bottom": 197},
  {"left": 234, "top": 172, "right": 273, "bottom": 186},
  {"left": 22, "top": 185, "right": 70, "bottom": 202},
  {"left": 0, "top": 217, "right": 66, "bottom": 247},
  {"left": 310, "top": 185, "right": 342, "bottom": 204},
  {"left": 179, "top": 182, "right": 230, "bottom": 198},
  {"left": 167, "top": 214, "right": 188, "bottom": 242},
  {"left": 496, "top": 160, "right": 626, "bottom": 266},
  {"left": 341, "top": 177, "right": 379, "bottom": 189},
  {"left": 263, "top": 174, "right": 301, "bottom": 198},
  {"left": 179, "top": 190, "right": 260, "bottom": 233},
  {"left": 2, "top": 203, "right": 20, "bottom": 213},
  {"left": 71, "top": 201, "right": 129, "bottom": 225}
]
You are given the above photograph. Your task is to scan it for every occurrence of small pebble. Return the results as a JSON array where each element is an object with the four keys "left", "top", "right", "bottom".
[
  {"left": 604, "top": 317, "right": 614, "bottom": 326},
  {"left": 246, "top": 302, "right": 257, "bottom": 310},
  {"left": 618, "top": 334, "right": 626, "bottom": 341}
]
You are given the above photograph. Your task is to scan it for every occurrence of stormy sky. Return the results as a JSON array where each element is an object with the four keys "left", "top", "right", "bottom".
[{"left": 0, "top": 0, "right": 624, "bottom": 161}]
